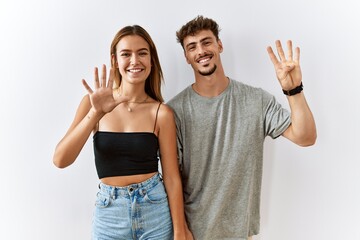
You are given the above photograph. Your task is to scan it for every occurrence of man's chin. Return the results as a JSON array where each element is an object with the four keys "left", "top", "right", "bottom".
[{"left": 198, "top": 65, "right": 217, "bottom": 76}]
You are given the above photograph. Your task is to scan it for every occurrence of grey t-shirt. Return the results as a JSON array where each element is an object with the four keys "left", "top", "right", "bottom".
[{"left": 167, "top": 79, "right": 291, "bottom": 240}]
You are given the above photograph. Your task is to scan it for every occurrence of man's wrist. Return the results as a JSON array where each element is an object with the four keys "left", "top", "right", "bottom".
[{"left": 282, "top": 82, "right": 303, "bottom": 96}]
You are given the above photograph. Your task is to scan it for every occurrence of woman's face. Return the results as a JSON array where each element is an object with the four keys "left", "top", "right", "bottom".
[{"left": 115, "top": 35, "right": 152, "bottom": 85}]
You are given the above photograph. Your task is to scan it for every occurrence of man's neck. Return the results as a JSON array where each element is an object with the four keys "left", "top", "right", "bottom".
[{"left": 192, "top": 72, "right": 229, "bottom": 97}]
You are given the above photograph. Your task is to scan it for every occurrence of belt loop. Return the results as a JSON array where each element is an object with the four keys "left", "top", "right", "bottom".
[{"left": 111, "top": 186, "right": 116, "bottom": 200}]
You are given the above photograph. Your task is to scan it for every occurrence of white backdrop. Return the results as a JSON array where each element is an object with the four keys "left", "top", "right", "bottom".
[{"left": 1, "top": 0, "right": 359, "bottom": 239}]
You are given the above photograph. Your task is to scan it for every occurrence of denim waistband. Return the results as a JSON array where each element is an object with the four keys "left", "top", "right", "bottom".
[{"left": 98, "top": 173, "right": 162, "bottom": 198}]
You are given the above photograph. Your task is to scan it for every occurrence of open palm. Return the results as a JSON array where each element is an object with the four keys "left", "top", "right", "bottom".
[
  {"left": 267, "top": 40, "right": 302, "bottom": 91},
  {"left": 82, "top": 64, "right": 129, "bottom": 114}
]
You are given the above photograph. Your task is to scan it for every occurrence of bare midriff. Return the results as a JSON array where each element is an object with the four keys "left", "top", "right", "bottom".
[{"left": 100, "top": 172, "right": 158, "bottom": 187}]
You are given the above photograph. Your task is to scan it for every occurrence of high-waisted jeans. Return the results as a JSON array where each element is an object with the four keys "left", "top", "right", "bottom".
[{"left": 92, "top": 173, "right": 173, "bottom": 240}]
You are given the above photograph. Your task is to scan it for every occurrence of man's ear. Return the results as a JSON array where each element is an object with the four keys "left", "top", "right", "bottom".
[{"left": 218, "top": 39, "right": 224, "bottom": 53}]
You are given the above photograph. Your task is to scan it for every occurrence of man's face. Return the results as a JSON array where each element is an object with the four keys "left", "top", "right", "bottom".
[{"left": 183, "top": 30, "right": 223, "bottom": 76}]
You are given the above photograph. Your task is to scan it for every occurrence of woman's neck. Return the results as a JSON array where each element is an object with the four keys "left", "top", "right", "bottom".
[{"left": 117, "top": 84, "right": 147, "bottom": 102}]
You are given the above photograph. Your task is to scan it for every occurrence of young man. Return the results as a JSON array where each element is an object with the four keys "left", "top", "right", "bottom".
[{"left": 167, "top": 15, "right": 317, "bottom": 240}]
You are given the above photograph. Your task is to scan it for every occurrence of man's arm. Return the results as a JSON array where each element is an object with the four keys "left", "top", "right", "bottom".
[{"left": 267, "top": 40, "right": 317, "bottom": 146}]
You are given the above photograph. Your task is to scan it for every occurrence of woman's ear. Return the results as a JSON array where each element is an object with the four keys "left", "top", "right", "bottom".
[{"left": 111, "top": 54, "right": 118, "bottom": 68}]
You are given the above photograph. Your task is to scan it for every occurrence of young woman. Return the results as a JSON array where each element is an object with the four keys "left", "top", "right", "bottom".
[{"left": 53, "top": 25, "right": 190, "bottom": 240}]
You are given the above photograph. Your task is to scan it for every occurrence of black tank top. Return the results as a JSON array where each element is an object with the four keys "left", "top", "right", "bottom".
[{"left": 93, "top": 103, "right": 161, "bottom": 179}]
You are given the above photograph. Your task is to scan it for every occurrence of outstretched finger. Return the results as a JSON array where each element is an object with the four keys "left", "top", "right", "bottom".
[
  {"left": 94, "top": 67, "right": 100, "bottom": 89},
  {"left": 287, "top": 40, "right": 293, "bottom": 61},
  {"left": 267, "top": 46, "right": 279, "bottom": 65},
  {"left": 107, "top": 67, "right": 115, "bottom": 88},
  {"left": 82, "top": 79, "right": 93, "bottom": 94},
  {"left": 101, "top": 64, "right": 107, "bottom": 88},
  {"left": 294, "top": 47, "right": 300, "bottom": 63},
  {"left": 276, "top": 40, "right": 286, "bottom": 61}
]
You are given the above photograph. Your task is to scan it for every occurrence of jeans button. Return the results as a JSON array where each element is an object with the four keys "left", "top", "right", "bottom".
[{"left": 129, "top": 187, "right": 134, "bottom": 192}]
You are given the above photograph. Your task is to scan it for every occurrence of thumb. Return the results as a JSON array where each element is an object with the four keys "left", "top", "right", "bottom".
[{"left": 284, "top": 63, "right": 295, "bottom": 72}]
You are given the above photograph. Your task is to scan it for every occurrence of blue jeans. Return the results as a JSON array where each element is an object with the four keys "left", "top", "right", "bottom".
[{"left": 92, "top": 173, "right": 173, "bottom": 240}]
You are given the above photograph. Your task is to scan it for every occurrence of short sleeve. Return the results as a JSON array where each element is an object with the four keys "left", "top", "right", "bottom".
[{"left": 262, "top": 91, "right": 291, "bottom": 139}]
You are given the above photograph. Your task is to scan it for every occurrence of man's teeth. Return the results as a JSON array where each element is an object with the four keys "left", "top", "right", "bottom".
[{"left": 199, "top": 58, "right": 210, "bottom": 63}]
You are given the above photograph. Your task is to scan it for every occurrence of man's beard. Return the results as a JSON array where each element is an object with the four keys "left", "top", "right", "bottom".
[{"left": 198, "top": 65, "right": 217, "bottom": 76}]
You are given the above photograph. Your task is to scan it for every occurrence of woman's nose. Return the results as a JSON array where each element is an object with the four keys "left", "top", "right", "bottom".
[{"left": 130, "top": 54, "right": 139, "bottom": 65}]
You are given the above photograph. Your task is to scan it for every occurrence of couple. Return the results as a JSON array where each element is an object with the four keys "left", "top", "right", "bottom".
[{"left": 53, "top": 15, "right": 317, "bottom": 240}]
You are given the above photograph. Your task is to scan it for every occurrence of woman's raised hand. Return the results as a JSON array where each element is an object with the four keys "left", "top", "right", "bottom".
[{"left": 82, "top": 64, "right": 129, "bottom": 115}]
